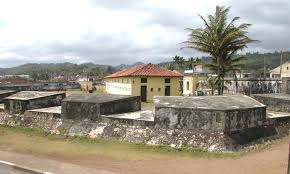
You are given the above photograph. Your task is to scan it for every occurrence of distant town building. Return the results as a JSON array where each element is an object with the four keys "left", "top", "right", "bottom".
[
  {"left": 184, "top": 64, "right": 208, "bottom": 74},
  {"left": 270, "top": 62, "right": 290, "bottom": 79},
  {"left": 183, "top": 64, "right": 208, "bottom": 96},
  {"left": 0, "top": 74, "right": 30, "bottom": 80},
  {"left": 236, "top": 72, "right": 253, "bottom": 79},
  {"left": 104, "top": 63, "right": 183, "bottom": 102}
]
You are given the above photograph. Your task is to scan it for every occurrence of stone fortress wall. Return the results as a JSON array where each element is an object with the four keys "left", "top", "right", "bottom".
[
  {"left": 224, "top": 78, "right": 281, "bottom": 95},
  {"left": 0, "top": 90, "right": 289, "bottom": 152}
]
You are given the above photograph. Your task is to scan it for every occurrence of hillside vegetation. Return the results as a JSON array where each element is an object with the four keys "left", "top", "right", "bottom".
[{"left": 0, "top": 51, "right": 289, "bottom": 80}]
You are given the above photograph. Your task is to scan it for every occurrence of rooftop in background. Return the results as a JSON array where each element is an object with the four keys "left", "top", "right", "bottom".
[
  {"left": 63, "top": 93, "right": 139, "bottom": 103},
  {"left": 5, "top": 91, "right": 65, "bottom": 100},
  {"left": 184, "top": 64, "right": 209, "bottom": 75},
  {"left": 154, "top": 95, "right": 265, "bottom": 110},
  {"left": 0, "top": 74, "right": 30, "bottom": 79},
  {"left": 104, "top": 63, "right": 183, "bottom": 79}
]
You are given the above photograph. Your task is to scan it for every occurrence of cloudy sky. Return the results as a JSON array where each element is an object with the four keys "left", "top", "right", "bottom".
[{"left": 0, "top": 0, "right": 289, "bottom": 67}]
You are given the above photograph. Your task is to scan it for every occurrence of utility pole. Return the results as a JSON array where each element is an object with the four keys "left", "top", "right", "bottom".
[
  {"left": 263, "top": 56, "right": 266, "bottom": 79},
  {"left": 280, "top": 51, "right": 283, "bottom": 79}
]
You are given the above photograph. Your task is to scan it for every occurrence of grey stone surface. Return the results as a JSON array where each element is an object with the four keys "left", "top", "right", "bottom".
[
  {"left": 0, "top": 93, "right": 285, "bottom": 152},
  {"left": 4, "top": 91, "right": 65, "bottom": 114},
  {"left": 0, "top": 107, "right": 286, "bottom": 152},
  {"left": 27, "top": 106, "right": 61, "bottom": 114},
  {"left": 0, "top": 90, "right": 17, "bottom": 103},
  {"left": 101, "top": 110, "right": 154, "bottom": 121},
  {"left": 5, "top": 91, "right": 65, "bottom": 100},
  {"left": 154, "top": 95, "right": 264, "bottom": 110},
  {"left": 281, "top": 77, "right": 290, "bottom": 94},
  {"left": 0, "top": 110, "right": 230, "bottom": 151},
  {"left": 267, "top": 110, "right": 290, "bottom": 118},
  {"left": 154, "top": 95, "right": 268, "bottom": 132},
  {"left": 225, "top": 78, "right": 281, "bottom": 95},
  {"left": 61, "top": 93, "right": 141, "bottom": 120},
  {"left": 252, "top": 93, "right": 290, "bottom": 112}
]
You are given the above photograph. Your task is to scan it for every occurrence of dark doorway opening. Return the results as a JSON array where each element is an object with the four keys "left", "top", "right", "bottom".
[
  {"left": 141, "top": 86, "right": 147, "bottom": 102},
  {"left": 165, "top": 86, "right": 170, "bottom": 96}
]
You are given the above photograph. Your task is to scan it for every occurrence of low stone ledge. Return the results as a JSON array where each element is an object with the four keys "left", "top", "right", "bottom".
[
  {"left": 0, "top": 109, "right": 287, "bottom": 152},
  {"left": 252, "top": 93, "right": 290, "bottom": 112}
]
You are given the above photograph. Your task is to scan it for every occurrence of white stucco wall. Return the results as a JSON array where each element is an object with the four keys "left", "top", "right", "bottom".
[{"left": 106, "top": 82, "right": 132, "bottom": 95}]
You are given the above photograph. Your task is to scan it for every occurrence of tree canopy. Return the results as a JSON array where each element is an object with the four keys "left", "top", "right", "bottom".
[{"left": 182, "top": 6, "right": 257, "bottom": 94}]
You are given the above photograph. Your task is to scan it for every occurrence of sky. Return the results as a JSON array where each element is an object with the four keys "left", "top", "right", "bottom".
[{"left": 0, "top": 0, "right": 289, "bottom": 68}]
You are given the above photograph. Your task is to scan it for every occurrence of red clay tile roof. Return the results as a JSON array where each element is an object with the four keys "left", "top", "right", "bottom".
[{"left": 104, "top": 63, "right": 183, "bottom": 78}]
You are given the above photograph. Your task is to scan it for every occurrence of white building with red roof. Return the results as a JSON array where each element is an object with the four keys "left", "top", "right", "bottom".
[{"left": 104, "top": 63, "right": 183, "bottom": 102}]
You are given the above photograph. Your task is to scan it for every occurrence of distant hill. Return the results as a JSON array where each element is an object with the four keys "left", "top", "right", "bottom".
[
  {"left": 0, "top": 51, "right": 289, "bottom": 80},
  {"left": 115, "top": 62, "right": 145, "bottom": 69},
  {"left": 0, "top": 62, "right": 147, "bottom": 81},
  {"left": 240, "top": 51, "right": 290, "bottom": 74},
  {"left": 160, "top": 51, "right": 290, "bottom": 77},
  {"left": 0, "top": 62, "right": 110, "bottom": 74}
]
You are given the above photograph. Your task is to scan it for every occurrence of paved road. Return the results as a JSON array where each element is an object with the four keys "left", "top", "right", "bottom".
[
  {"left": 0, "top": 151, "right": 117, "bottom": 174},
  {"left": 0, "top": 166, "right": 28, "bottom": 174}
]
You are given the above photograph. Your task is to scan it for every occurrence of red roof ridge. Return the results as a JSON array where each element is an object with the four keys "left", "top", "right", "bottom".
[{"left": 104, "top": 63, "right": 183, "bottom": 79}]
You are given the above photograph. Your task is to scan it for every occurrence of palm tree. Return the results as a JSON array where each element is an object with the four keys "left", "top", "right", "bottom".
[
  {"left": 173, "top": 55, "right": 180, "bottom": 65},
  {"left": 166, "top": 63, "right": 175, "bottom": 71},
  {"left": 182, "top": 6, "right": 257, "bottom": 95},
  {"left": 187, "top": 57, "right": 195, "bottom": 69},
  {"left": 173, "top": 55, "right": 185, "bottom": 69},
  {"left": 178, "top": 57, "right": 185, "bottom": 69}
]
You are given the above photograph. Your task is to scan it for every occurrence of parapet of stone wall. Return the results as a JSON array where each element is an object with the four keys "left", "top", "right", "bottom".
[
  {"left": 281, "top": 77, "right": 290, "bottom": 94},
  {"left": 0, "top": 93, "right": 285, "bottom": 152},
  {"left": 224, "top": 78, "right": 281, "bottom": 95},
  {"left": 0, "top": 110, "right": 231, "bottom": 151},
  {"left": 4, "top": 91, "right": 65, "bottom": 114},
  {"left": 61, "top": 93, "right": 141, "bottom": 121},
  {"left": 0, "top": 90, "right": 17, "bottom": 103},
  {"left": 252, "top": 93, "right": 290, "bottom": 112},
  {"left": 154, "top": 95, "right": 268, "bottom": 132}
]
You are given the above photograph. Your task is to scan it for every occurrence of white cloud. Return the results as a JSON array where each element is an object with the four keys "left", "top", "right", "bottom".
[{"left": 0, "top": 0, "right": 288, "bottom": 67}]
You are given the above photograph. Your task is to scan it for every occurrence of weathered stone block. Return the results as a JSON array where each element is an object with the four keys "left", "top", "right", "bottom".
[
  {"left": 4, "top": 91, "right": 65, "bottom": 114},
  {"left": 154, "top": 95, "right": 267, "bottom": 132},
  {"left": 61, "top": 93, "right": 141, "bottom": 120},
  {"left": 281, "top": 77, "right": 290, "bottom": 94},
  {"left": 0, "top": 90, "right": 17, "bottom": 103},
  {"left": 252, "top": 93, "right": 290, "bottom": 112}
]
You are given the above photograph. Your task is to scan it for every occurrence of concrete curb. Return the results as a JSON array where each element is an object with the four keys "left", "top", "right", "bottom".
[{"left": 0, "top": 160, "right": 54, "bottom": 174}]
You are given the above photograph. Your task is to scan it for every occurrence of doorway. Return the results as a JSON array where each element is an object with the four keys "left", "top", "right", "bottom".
[
  {"left": 165, "top": 86, "right": 170, "bottom": 96},
  {"left": 141, "top": 86, "right": 147, "bottom": 102}
]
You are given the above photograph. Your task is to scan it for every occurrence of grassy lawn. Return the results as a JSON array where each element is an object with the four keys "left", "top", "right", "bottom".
[{"left": 0, "top": 125, "right": 239, "bottom": 160}]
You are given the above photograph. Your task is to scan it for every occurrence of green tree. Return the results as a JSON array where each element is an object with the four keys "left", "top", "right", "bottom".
[
  {"left": 186, "top": 57, "right": 196, "bottom": 69},
  {"left": 173, "top": 55, "right": 185, "bottom": 69},
  {"left": 166, "top": 63, "right": 175, "bottom": 70},
  {"left": 182, "top": 6, "right": 256, "bottom": 95}
]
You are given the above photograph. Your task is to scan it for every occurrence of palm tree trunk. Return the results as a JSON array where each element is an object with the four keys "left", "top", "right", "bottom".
[
  {"left": 217, "top": 57, "right": 222, "bottom": 95},
  {"left": 234, "top": 71, "right": 238, "bottom": 93}
]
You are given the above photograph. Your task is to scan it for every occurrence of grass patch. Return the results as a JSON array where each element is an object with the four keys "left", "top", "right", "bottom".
[{"left": 0, "top": 124, "right": 239, "bottom": 160}]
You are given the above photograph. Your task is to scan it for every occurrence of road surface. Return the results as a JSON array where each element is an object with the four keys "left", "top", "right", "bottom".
[{"left": 0, "top": 166, "right": 28, "bottom": 174}]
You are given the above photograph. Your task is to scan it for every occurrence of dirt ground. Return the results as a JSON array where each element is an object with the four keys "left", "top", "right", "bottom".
[{"left": 42, "top": 138, "right": 288, "bottom": 174}]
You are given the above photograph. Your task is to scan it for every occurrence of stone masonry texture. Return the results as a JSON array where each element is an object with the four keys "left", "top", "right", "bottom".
[
  {"left": 0, "top": 94, "right": 285, "bottom": 152},
  {"left": 61, "top": 93, "right": 141, "bottom": 121},
  {"left": 154, "top": 95, "right": 268, "bottom": 132},
  {"left": 4, "top": 91, "right": 65, "bottom": 114}
]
